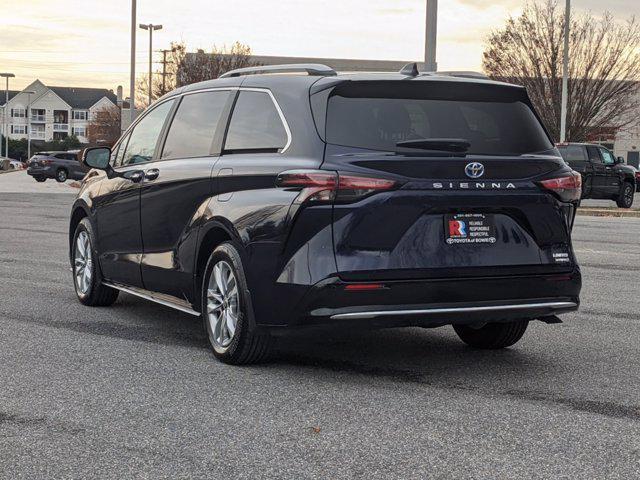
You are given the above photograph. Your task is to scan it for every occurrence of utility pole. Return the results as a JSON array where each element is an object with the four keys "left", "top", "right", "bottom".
[
  {"left": 158, "top": 48, "right": 175, "bottom": 94},
  {"left": 130, "top": 0, "right": 136, "bottom": 125},
  {"left": 560, "top": 0, "right": 570, "bottom": 142},
  {"left": 424, "top": 0, "right": 438, "bottom": 71},
  {"left": 139, "top": 24, "right": 163, "bottom": 106}
]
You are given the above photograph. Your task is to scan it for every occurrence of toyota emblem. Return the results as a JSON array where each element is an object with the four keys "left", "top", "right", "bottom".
[{"left": 465, "top": 162, "right": 485, "bottom": 179}]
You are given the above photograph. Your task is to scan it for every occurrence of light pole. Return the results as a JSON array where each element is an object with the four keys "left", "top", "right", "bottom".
[
  {"left": 130, "top": 0, "right": 137, "bottom": 125},
  {"left": 0, "top": 72, "right": 15, "bottom": 158},
  {"left": 560, "top": 0, "right": 570, "bottom": 142},
  {"left": 139, "top": 23, "right": 163, "bottom": 106},
  {"left": 424, "top": 0, "right": 438, "bottom": 71},
  {"left": 23, "top": 90, "right": 36, "bottom": 161}
]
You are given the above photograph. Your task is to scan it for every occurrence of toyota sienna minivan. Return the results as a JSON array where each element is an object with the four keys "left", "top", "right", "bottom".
[{"left": 70, "top": 63, "right": 581, "bottom": 364}]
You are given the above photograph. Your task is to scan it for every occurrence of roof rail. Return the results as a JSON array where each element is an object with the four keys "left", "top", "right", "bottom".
[
  {"left": 436, "top": 71, "right": 488, "bottom": 80},
  {"left": 220, "top": 63, "right": 337, "bottom": 79}
]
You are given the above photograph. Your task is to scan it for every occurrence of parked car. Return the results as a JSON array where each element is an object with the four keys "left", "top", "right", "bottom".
[
  {"left": 70, "top": 63, "right": 581, "bottom": 364},
  {"left": 0, "top": 156, "right": 26, "bottom": 170},
  {"left": 27, "top": 151, "right": 88, "bottom": 183},
  {"left": 557, "top": 142, "right": 636, "bottom": 208}
]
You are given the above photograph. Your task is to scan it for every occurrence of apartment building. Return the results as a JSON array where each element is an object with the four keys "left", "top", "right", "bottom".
[{"left": 0, "top": 80, "right": 120, "bottom": 144}]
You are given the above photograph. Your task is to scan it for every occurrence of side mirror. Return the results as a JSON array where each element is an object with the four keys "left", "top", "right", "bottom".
[
  {"left": 82, "top": 147, "right": 111, "bottom": 170},
  {"left": 616, "top": 156, "right": 625, "bottom": 164}
]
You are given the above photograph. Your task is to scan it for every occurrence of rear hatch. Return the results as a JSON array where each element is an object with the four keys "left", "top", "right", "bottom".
[{"left": 312, "top": 79, "right": 580, "bottom": 280}]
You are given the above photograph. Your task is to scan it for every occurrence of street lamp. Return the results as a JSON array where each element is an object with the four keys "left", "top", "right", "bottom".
[
  {"left": 560, "top": 0, "right": 570, "bottom": 142},
  {"left": 0, "top": 72, "right": 15, "bottom": 158},
  {"left": 139, "top": 23, "right": 163, "bottom": 106},
  {"left": 23, "top": 90, "right": 36, "bottom": 161}
]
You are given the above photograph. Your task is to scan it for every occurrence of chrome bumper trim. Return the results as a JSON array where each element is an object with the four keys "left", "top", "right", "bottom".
[{"left": 329, "top": 301, "right": 578, "bottom": 320}]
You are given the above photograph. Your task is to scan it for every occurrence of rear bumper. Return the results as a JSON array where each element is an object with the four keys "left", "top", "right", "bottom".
[
  {"left": 27, "top": 166, "right": 53, "bottom": 177},
  {"left": 282, "top": 268, "right": 580, "bottom": 329}
]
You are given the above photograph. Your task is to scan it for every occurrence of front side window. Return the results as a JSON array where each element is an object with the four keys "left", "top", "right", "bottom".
[
  {"left": 121, "top": 100, "right": 174, "bottom": 166},
  {"left": 224, "top": 91, "right": 288, "bottom": 153},
  {"left": 162, "top": 91, "right": 230, "bottom": 159},
  {"left": 599, "top": 148, "right": 615, "bottom": 165}
]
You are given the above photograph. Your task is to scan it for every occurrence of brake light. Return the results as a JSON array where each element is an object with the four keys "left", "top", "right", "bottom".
[
  {"left": 344, "top": 283, "right": 385, "bottom": 291},
  {"left": 538, "top": 171, "right": 582, "bottom": 202},
  {"left": 276, "top": 170, "right": 398, "bottom": 203},
  {"left": 41, "top": 159, "right": 53, "bottom": 165}
]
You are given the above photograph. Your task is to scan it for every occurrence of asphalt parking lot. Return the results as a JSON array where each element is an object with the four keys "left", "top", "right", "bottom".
[{"left": 1, "top": 170, "right": 639, "bottom": 479}]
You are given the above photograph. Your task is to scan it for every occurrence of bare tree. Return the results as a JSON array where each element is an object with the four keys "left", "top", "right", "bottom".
[
  {"left": 87, "top": 106, "right": 121, "bottom": 146},
  {"left": 483, "top": 0, "right": 640, "bottom": 142},
  {"left": 176, "top": 42, "right": 261, "bottom": 87}
]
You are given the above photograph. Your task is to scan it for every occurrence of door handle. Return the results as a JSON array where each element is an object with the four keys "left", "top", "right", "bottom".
[
  {"left": 126, "top": 170, "right": 144, "bottom": 183},
  {"left": 144, "top": 168, "right": 160, "bottom": 181}
]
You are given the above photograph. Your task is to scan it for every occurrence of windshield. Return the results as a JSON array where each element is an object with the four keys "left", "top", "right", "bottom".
[{"left": 322, "top": 81, "right": 553, "bottom": 156}]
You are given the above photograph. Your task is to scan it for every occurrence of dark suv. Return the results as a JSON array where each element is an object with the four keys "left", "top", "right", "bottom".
[
  {"left": 70, "top": 64, "right": 581, "bottom": 364},
  {"left": 557, "top": 143, "right": 636, "bottom": 208},
  {"left": 27, "top": 150, "right": 87, "bottom": 183}
]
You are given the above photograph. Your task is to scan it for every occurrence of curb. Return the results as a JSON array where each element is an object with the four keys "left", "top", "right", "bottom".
[{"left": 577, "top": 208, "right": 640, "bottom": 218}]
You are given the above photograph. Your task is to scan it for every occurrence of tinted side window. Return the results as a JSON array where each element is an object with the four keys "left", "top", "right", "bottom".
[
  {"left": 586, "top": 146, "right": 602, "bottom": 162},
  {"left": 224, "top": 91, "right": 288, "bottom": 152},
  {"left": 122, "top": 100, "right": 174, "bottom": 166},
  {"left": 162, "top": 91, "right": 230, "bottom": 159},
  {"left": 558, "top": 145, "right": 587, "bottom": 162}
]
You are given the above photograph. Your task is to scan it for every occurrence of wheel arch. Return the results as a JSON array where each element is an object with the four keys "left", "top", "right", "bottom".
[
  {"left": 193, "top": 219, "right": 245, "bottom": 308},
  {"left": 69, "top": 202, "right": 91, "bottom": 254}
]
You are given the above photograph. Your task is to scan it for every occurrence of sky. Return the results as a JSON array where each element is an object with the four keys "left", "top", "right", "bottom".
[{"left": 1, "top": 0, "right": 638, "bottom": 94}]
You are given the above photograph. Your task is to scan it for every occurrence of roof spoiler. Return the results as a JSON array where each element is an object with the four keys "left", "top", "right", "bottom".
[{"left": 220, "top": 63, "right": 337, "bottom": 79}]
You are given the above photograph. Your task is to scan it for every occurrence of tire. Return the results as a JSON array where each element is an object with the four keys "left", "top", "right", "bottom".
[
  {"left": 616, "top": 182, "right": 634, "bottom": 208},
  {"left": 202, "top": 242, "right": 271, "bottom": 365},
  {"left": 453, "top": 320, "right": 529, "bottom": 349},
  {"left": 71, "top": 218, "right": 119, "bottom": 307},
  {"left": 55, "top": 168, "right": 68, "bottom": 183},
  {"left": 34, "top": 176, "right": 46, "bottom": 182}
]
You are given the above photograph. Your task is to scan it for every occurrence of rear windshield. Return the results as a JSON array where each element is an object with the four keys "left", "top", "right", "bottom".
[{"left": 320, "top": 81, "right": 553, "bottom": 156}]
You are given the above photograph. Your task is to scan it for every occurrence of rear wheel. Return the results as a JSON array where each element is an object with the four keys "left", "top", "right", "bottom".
[
  {"left": 202, "top": 242, "right": 271, "bottom": 365},
  {"left": 616, "top": 182, "right": 634, "bottom": 208},
  {"left": 453, "top": 320, "right": 528, "bottom": 349},
  {"left": 55, "top": 168, "right": 68, "bottom": 183},
  {"left": 72, "top": 218, "right": 119, "bottom": 306},
  {"left": 34, "top": 176, "right": 46, "bottom": 182}
]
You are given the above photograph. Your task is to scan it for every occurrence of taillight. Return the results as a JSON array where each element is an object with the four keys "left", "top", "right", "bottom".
[
  {"left": 276, "top": 170, "right": 398, "bottom": 204},
  {"left": 538, "top": 171, "right": 582, "bottom": 202},
  {"left": 41, "top": 159, "right": 53, "bottom": 165}
]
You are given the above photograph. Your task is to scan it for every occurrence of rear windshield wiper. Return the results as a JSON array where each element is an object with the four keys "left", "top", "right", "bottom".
[{"left": 396, "top": 138, "right": 471, "bottom": 153}]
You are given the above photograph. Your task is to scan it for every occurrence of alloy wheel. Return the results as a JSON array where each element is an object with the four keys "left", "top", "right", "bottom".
[
  {"left": 207, "top": 261, "right": 239, "bottom": 349},
  {"left": 74, "top": 231, "right": 93, "bottom": 295},
  {"left": 624, "top": 185, "right": 634, "bottom": 206}
]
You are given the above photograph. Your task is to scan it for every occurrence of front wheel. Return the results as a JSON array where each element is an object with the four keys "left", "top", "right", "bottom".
[
  {"left": 453, "top": 320, "right": 528, "bottom": 349},
  {"left": 616, "top": 182, "right": 634, "bottom": 208},
  {"left": 72, "top": 218, "right": 119, "bottom": 306},
  {"left": 55, "top": 169, "right": 68, "bottom": 183},
  {"left": 202, "top": 242, "right": 271, "bottom": 365}
]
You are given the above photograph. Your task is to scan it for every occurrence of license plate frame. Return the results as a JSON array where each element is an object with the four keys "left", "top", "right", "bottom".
[{"left": 445, "top": 213, "right": 497, "bottom": 245}]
